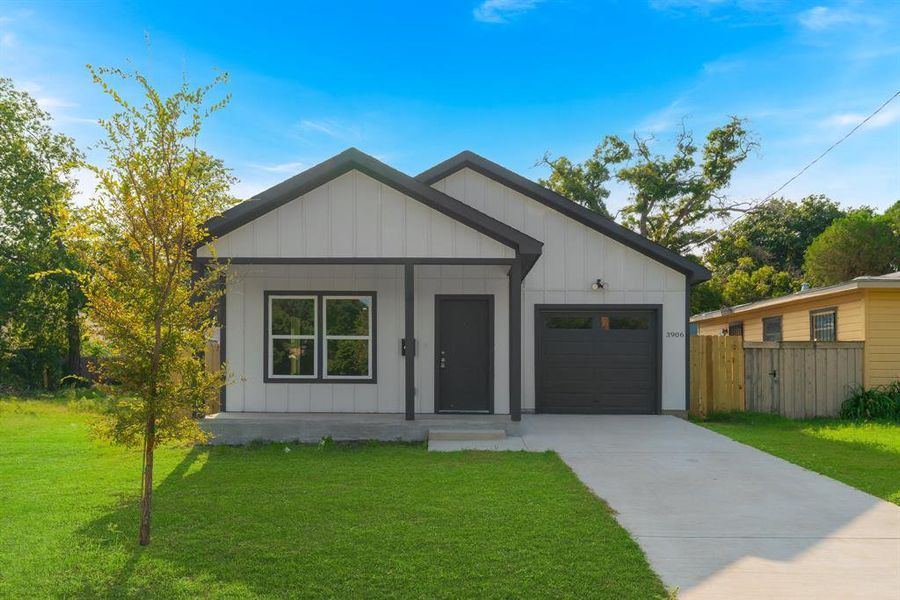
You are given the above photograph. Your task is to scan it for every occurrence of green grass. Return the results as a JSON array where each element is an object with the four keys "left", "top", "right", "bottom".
[
  {"left": 0, "top": 398, "right": 666, "bottom": 599},
  {"left": 698, "top": 412, "right": 900, "bottom": 505}
]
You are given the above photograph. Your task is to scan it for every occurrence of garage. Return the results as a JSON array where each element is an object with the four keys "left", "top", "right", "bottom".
[{"left": 535, "top": 306, "right": 660, "bottom": 414}]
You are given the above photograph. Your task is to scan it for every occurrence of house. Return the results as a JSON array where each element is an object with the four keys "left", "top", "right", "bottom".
[
  {"left": 691, "top": 272, "right": 900, "bottom": 387},
  {"left": 195, "top": 148, "right": 710, "bottom": 427}
]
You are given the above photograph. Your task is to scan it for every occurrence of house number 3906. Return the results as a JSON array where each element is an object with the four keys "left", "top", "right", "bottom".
[{"left": 666, "top": 331, "right": 685, "bottom": 338}]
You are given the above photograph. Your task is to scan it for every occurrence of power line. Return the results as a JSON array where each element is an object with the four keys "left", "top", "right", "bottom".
[{"left": 686, "top": 88, "right": 900, "bottom": 252}]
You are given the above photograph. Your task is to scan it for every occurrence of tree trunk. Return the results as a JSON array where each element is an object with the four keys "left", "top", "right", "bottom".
[
  {"left": 65, "top": 309, "right": 81, "bottom": 380},
  {"left": 139, "top": 416, "right": 156, "bottom": 546}
]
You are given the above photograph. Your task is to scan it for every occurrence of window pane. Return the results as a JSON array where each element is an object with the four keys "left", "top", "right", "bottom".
[
  {"left": 326, "top": 298, "right": 371, "bottom": 336},
  {"left": 545, "top": 316, "right": 592, "bottom": 329},
  {"left": 813, "top": 312, "right": 835, "bottom": 341},
  {"left": 728, "top": 322, "right": 744, "bottom": 337},
  {"left": 763, "top": 318, "right": 782, "bottom": 341},
  {"left": 326, "top": 339, "right": 369, "bottom": 377},
  {"left": 609, "top": 316, "right": 649, "bottom": 330},
  {"left": 271, "top": 298, "right": 315, "bottom": 336},
  {"left": 272, "top": 338, "right": 315, "bottom": 376}
]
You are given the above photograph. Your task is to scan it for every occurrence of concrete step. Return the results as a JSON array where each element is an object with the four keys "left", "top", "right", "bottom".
[{"left": 428, "top": 428, "right": 507, "bottom": 441}]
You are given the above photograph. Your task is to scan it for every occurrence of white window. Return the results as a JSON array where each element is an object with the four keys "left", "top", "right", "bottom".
[
  {"left": 268, "top": 295, "right": 317, "bottom": 379},
  {"left": 323, "top": 296, "right": 373, "bottom": 379}
]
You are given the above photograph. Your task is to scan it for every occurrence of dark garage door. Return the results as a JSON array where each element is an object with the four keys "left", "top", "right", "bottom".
[{"left": 536, "top": 307, "right": 659, "bottom": 414}]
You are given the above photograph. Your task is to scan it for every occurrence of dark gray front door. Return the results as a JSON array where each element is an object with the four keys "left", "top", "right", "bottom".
[
  {"left": 436, "top": 296, "right": 493, "bottom": 413},
  {"left": 536, "top": 307, "right": 659, "bottom": 414}
]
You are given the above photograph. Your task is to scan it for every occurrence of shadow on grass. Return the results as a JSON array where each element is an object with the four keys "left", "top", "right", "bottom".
[{"left": 72, "top": 443, "right": 665, "bottom": 599}]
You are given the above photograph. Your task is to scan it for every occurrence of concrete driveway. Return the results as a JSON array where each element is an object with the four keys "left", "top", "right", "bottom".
[{"left": 519, "top": 415, "right": 900, "bottom": 600}]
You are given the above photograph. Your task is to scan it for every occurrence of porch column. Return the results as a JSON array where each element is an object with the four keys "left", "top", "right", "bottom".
[
  {"left": 404, "top": 263, "right": 415, "bottom": 420},
  {"left": 509, "top": 258, "right": 522, "bottom": 421}
]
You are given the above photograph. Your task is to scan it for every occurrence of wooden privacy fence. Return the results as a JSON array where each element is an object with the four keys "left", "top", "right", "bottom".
[
  {"left": 689, "top": 336, "right": 745, "bottom": 418},
  {"left": 743, "top": 342, "right": 863, "bottom": 418}
]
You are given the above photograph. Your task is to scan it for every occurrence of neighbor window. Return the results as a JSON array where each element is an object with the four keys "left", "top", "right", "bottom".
[
  {"left": 266, "top": 292, "right": 375, "bottom": 382},
  {"left": 728, "top": 321, "right": 744, "bottom": 337},
  {"left": 810, "top": 309, "right": 836, "bottom": 342},
  {"left": 762, "top": 316, "right": 782, "bottom": 342}
]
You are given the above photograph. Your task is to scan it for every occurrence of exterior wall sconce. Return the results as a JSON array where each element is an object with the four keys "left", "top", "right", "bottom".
[{"left": 591, "top": 279, "right": 608, "bottom": 290}]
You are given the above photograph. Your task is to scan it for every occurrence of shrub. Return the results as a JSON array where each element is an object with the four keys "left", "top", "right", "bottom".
[{"left": 840, "top": 382, "right": 900, "bottom": 422}]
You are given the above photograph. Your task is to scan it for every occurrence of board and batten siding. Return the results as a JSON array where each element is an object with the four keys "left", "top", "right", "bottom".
[
  {"left": 222, "top": 263, "right": 510, "bottom": 413},
  {"left": 431, "top": 167, "right": 688, "bottom": 412},
  {"left": 197, "top": 169, "right": 514, "bottom": 260},
  {"left": 864, "top": 289, "right": 900, "bottom": 386},
  {"left": 695, "top": 291, "right": 866, "bottom": 342}
]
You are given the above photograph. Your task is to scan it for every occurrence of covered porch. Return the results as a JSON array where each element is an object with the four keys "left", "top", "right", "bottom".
[{"left": 200, "top": 256, "right": 529, "bottom": 422}]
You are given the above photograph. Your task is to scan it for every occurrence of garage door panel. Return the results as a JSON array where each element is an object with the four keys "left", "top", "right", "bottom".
[{"left": 537, "top": 307, "right": 659, "bottom": 415}]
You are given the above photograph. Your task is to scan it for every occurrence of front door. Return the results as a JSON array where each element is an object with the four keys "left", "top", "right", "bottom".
[{"left": 435, "top": 296, "right": 493, "bottom": 413}]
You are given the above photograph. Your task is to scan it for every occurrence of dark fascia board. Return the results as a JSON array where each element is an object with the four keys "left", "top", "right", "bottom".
[
  {"left": 202, "top": 148, "right": 543, "bottom": 272},
  {"left": 416, "top": 151, "right": 712, "bottom": 284}
]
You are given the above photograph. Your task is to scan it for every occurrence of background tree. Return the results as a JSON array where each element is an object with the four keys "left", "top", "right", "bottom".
[
  {"left": 537, "top": 137, "right": 630, "bottom": 218},
  {"left": 0, "top": 78, "right": 84, "bottom": 388},
  {"left": 64, "top": 65, "right": 234, "bottom": 545},
  {"left": 803, "top": 209, "right": 900, "bottom": 285},
  {"left": 704, "top": 195, "right": 844, "bottom": 277}
]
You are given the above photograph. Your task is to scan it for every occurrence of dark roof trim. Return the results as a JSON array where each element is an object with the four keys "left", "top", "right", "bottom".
[
  {"left": 203, "top": 148, "right": 543, "bottom": 272},
  {"left": 417, "top": 151, "right": 711, "bottom": 284}
]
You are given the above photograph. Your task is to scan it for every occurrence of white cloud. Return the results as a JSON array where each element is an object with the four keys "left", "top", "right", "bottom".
[
  {"left": 473, "top": 0, "right": 542, "bottom": 24},
  {"left": 297, "top": 118, "right": 362, "bottom": 141},
  {"left": 821, "top": 103, "right": 900, "bottom": 130},
  {"left": 0, "top": 31, "right": 15, "bottom": 48},
  {"left": 249, "top": 160, "right": 309, "bottom": 174},
  {"left": 798, "top": 6, "right": 879, "bottom": 30}
]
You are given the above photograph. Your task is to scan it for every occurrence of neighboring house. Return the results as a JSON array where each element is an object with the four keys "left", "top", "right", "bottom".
[
  {"left": 691, "top": 272, "right": 900, "bottom": 387},
  {"left": 196, "top": 148, "right": 710, "bottom": 421}
]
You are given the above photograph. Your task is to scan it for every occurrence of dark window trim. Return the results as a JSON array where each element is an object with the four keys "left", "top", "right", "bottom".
[
  {"left": 762, "top": 316, "right": 783, "bottom": 342},
  {"left": 263, "top": 290, "right": 377, "bottom": 384},
  {"left": 533, "top": 304, "right": 662, "bottom": 415},
  {"left": 809, "top": 307, "right": 838, "bottom": 342},
  {"left": 728, "top": 320, "right": 744, "bottom": 337},
  {"left": 433, "top": 294, "right": 495, "bottom": 415}
]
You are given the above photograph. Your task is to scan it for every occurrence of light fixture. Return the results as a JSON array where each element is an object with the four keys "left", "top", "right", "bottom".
[{"left": 591, "top": 279, "right": 607, "bottom": 290}]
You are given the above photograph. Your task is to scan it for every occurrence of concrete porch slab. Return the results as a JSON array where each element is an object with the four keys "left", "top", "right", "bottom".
[
  {"left": 201, "top": 412, "right": 521, "bottom": 444},
  {"left": 427, "top": 437, "right": 527, "bottom": 452}
]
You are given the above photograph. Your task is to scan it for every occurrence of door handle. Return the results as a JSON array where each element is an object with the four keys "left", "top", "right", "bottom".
[{"left": 440, "top": 351, "right": 446, "bottom": 369}]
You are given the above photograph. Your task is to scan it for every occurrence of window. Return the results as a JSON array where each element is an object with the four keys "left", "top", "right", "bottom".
[
  {"left": 545, "top": 315, "right": 593, "bottom": 329},
  {"left": 266, "top": 292, "right": 375, "bottom": 382},
  {"left": 728, "top": 321, "right": 744, "bottom": 337},
  {"left": 762, "top": 316, "right": 782, "bottom": 342},
  {"left": 810, "top": 309, "right": 837, "bottom": 342},
  {"left": 324, "top": 296, "right": 373, "bottom": 378}
]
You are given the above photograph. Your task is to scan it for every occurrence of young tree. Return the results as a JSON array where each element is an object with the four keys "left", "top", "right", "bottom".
[
  {"left": 803, "top": 209, "right": 900, "bottom": 285},
  {"left": 63, "top": 66, "right": 234, "bottom": 545},
  {"left": 538, "top": 117, "right": 756, "bottom": 253},
  {"left": 0, "top": 78, "right": 84, "bottom": 387}
]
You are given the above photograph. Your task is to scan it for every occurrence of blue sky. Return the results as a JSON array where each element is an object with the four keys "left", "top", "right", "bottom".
[{"left": 1, "top": 0, "right": 898, "bottom": 215}]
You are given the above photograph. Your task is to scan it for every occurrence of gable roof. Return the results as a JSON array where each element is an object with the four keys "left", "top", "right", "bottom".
[
  {"left": 416, "top": 150, "right": 711, "bottom": 284},
  {"left": 691, "top": 271, "right": 900, "bottom": 322},
  {"left": 204, "top": 148, "right": 543, "bottom": 270}
]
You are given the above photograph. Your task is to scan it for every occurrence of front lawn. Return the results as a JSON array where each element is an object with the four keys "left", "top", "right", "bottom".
[
  {"left": 0, "top": 398, "right": 666, "bottom": 599},
  {"left": 699, "top": 412, "right": 900, "bottom": 505}
]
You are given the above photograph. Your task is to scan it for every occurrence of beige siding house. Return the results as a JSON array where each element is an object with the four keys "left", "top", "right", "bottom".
[{"left": 691, "top": 273, "right": 900, "bottom": 387}]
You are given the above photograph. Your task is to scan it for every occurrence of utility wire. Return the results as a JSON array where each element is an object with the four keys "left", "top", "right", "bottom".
[{"left": 686, "top": 89, "right": 900, "bottom": 252}]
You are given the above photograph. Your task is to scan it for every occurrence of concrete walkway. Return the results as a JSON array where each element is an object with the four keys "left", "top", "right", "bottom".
[{"left": 432, "top": 415, "right": 900, "bottom": 599}]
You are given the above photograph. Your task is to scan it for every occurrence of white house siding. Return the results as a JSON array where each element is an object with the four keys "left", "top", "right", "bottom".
[
  {"left": 432, "top": 168, "right": 689, "bottom": 411},
  {"left": 197, "top": 169, "right": 514, "bottom": 261},
  {"left": 221, "top": 263, "right": 510, "bottom": 414},
  {"left": 223, "top": 264, "right": 403, "bottom": 413}
]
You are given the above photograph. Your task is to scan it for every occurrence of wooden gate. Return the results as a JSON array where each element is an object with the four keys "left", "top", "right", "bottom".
[
  {"left": 743, "top": 342, "right": 863, "bottom": 418},
  {"left": 690, "top": 336, "right": 745, "bottom": 418}
]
